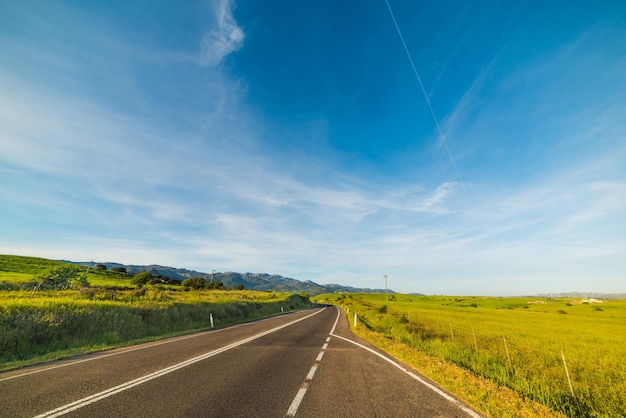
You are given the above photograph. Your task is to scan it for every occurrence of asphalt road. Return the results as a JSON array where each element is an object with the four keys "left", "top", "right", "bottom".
[{"left": 0, "top": 306, "right": 481, "bottom": 417}]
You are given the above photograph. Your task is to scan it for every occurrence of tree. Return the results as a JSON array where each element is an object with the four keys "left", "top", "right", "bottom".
[
  {"left": 131, "top": 271, "right": 152, "bottom": 288},
  {"left": 68, "top": 273, "right": 90, "bottom": 289},
  {"left": 206, "top": 280, "right": 224, "bottom": 290},
  {"left": 236, "top": 284, "right": 245, "bottom": 290},
  {"left": 31, "top": 265, "right": 86, "bottom": 296},
  {"left": 95, "top": 264, "right": 107, "bottom": 271},
  {"left": 182, "top": 277, "right": 206, "bottom": 290},
  {"left": 111, "top": 267, "right": 127, "bottom": 274}
]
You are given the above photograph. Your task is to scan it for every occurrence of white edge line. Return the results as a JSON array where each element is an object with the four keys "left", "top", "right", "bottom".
[
  {"left": 330, "top": 333, "right": 483, "bottom": 418},
  {"left": 1, "top": 313, "right": 279, "bottom": 383},
  {"left": 315, "top": 351, "right": 324, "bottom": 362},
  {"left": 329, "top": 306, "right": 341, "bottom": 334},
  {"left": 34, "top": 308, "right": 325, "bottom": 418}
]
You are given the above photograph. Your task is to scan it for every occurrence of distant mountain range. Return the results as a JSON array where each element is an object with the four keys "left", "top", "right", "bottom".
[
  {"left": 534, "top": 292, "right": 626, "bottom": 300},
  {"left": 71, "top": 261, "right": 394, "bottom": 296}
]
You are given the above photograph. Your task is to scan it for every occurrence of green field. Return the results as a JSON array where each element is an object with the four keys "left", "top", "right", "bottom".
[
  {"left": 0, "top": 255, "right": 136, "bottom": 289},
  {"left": 0, "top": 255, "right": 311, "bottom": 370},
  {"left": 314, "top": 293, "right": 626, "bottom": 417}
]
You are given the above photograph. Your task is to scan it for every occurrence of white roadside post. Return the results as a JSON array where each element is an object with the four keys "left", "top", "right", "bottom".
[
  {"left": 210, "top": 313, "right": 214, "bottom": 328},
  {"left": 354, "top": 312, "right": 357, "bottom": 327},
  {"left": 384, "top": 274, "right": 389, "bottom": 304}
]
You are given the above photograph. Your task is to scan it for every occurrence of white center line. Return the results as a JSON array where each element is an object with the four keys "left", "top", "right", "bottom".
[
  {"left": 305, "top": 364, "right": 318, "bottom": 381},
  {"left": 285, "top": 307, "right": 341, "bottom": 417},
  {"left": 285, "top": 387, "right": 308, "bottom": 417}
]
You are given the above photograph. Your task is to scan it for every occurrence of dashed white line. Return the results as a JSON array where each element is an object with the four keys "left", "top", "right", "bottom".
[
  {"left": 305, "top": 364, "right": 318, "bottom": 381},
  {"left": 285, "top": 387, "right": 308, "bottom": 417},
  {"left": 286, "top": 307, "right": 341, "bottom": 417}
]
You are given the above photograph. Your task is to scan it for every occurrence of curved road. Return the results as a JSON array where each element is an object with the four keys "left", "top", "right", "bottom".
[{"left": 0, "top": 306, "right": 481, "bottom": 417}]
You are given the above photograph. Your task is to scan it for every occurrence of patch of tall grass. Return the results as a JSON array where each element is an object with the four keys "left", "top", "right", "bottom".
[
  {"left": 318, "top": 294, "right": 625, "bottom": 418},
  {"left": 0, "top": 289, "right": 310, "bottom": 369}
]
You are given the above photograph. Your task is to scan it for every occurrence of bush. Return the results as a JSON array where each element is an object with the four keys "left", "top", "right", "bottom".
[
  {"left": 131, "top": 272, "right": 151, "bottom": 287},
  {"left": 32, "top": 265, "right": 85, "bottom": 291},
  {"left": 182, "top": 277, "right": 205, "bottom": 290}
]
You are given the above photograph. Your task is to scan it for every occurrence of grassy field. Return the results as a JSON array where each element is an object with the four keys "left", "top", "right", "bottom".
[
  {"left": 0, "top": 255, "right": 311, "bottom": 370},
  {"left": 314, "top": 293, "right": 626, "bottom": 418},
  {"left": 0, "top": 255, "right": 136, "bottom": 289}
]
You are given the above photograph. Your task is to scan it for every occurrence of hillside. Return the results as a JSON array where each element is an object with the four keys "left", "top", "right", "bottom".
[{"left": 67, "top": 261, "right": 392, "bottom": 296}]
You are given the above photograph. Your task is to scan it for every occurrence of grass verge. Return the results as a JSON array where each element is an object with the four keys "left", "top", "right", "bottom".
[
  {"left": 351, "top": 322, "right": 564, "bottom": 418},
  {"left": 315, "top": 293, "right": 625, "bottom": 417},
  {"left": 0, "top": 289, "right": 311, "bottom": 371}
]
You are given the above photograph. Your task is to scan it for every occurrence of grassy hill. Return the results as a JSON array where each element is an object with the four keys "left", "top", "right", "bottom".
[{"left": 0, "top": 255, "right": 134, "bottom": 289}]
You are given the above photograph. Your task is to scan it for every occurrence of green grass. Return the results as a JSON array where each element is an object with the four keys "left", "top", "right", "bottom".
[
  {"left": 1, "top": 289, "right": 310, "bottom": 370},
  {"left": 0, "top": 255, "right": 135, "bottom": 288},
  {"left": 314, "top": 293, "right": 626, "bottom": 418},
  {"left": 0, "top": 255, "right": 312, "bottom": 370},
  {"left": 0, "top": 255, "right": 69, "bottom": 274}
]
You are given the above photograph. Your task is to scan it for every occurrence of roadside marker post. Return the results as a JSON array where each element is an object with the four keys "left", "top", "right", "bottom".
[{"left": 210, "top": 314, "right": 214, "bottom": 328}]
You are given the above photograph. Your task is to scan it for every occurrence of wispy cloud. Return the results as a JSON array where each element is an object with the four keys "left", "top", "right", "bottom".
[
  {"left": 1, "top": 1, "right": 624, "bottom": 295},
  {"left": 199, "top": 0, "right": 244, "bottom": 66}
]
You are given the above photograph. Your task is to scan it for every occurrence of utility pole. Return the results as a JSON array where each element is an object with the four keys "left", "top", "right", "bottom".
[{"left": 384, "top": 274, "right": 388, "bottom": 304}]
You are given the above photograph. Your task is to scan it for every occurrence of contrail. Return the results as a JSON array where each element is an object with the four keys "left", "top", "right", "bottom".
[{"left": 384, "top": 0, "right": 469, "bottom": 202}]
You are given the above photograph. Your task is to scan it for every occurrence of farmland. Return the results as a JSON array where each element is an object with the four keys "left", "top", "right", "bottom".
[{"left": 314, "top": 293, "right": 626, "bottom": 418}]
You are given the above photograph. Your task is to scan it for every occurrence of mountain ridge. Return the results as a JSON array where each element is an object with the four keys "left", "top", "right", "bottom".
[
  {"left": 70, "top": 261, "right": 395, "bottom": 296},
  {"left": 533, "top": 292, "right": 626, "bottom": 300}
]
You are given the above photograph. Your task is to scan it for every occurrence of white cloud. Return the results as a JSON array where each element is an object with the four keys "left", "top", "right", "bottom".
[{"left": 199, "top": 0, "right": 244, "bottom": 66}]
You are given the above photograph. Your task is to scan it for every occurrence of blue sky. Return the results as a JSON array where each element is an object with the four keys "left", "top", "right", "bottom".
[{"left": 1, "top": 1, "right": 624, "bottom": 295}]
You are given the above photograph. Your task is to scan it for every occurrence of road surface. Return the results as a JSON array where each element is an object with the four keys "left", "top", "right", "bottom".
[{"left": 0, "top": 305, "right": 481, "bottom": 417}]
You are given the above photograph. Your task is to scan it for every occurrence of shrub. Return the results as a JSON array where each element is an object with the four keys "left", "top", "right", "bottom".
[
  {"left": 131, "top": 272, "right": 151, "bottom": 287},
  {"left": 182, "top": 277, "right": 205, "bottom": 290},
  {"left": 32, "top": 265, "right": 84, "bottom": 292}
]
